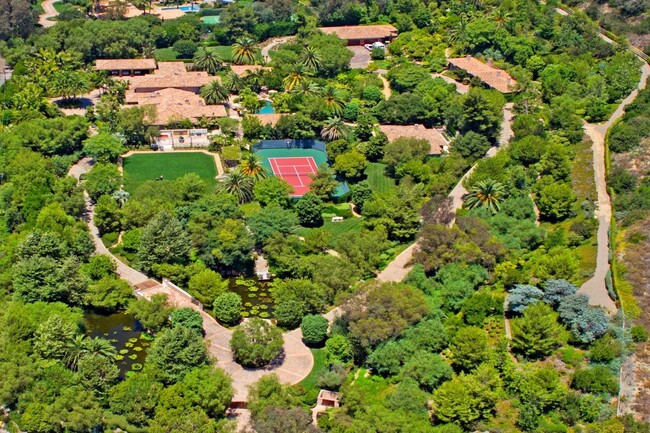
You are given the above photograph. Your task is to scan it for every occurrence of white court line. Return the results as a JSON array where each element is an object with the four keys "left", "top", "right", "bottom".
[
  {"left": 292, "top": 166, "right": 304, "bottom": 187},
  {"left": 306, "top": 157, "right": 318, "bottom": 173}
]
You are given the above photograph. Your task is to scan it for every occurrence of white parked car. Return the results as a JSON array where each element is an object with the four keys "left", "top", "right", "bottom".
[{"left": 364, "top": 42, "right": 386, "bottom": 51}]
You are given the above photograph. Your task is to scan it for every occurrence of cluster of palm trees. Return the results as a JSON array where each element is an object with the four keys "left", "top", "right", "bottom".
[
  {"left": 217, "top": 153, "right": 268, "bottom": 203},
  {"left": 193, "top": 37, "right": 260, "bottom": 76},
  {"left": 65, "top": 335, "right": 117, "bottom": 370}
]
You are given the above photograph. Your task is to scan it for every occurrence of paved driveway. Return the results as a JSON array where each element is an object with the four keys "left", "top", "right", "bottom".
[{"left": 348, "top": 46, "right": 371, "bottom": 69}]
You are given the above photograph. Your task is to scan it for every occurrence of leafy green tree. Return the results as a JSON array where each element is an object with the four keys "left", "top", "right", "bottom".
[
  {"left": 137, "top": 210, "right": 190, "bottom": 272},
  {"left": 253, "top": 406, "right": 317, "bottom": 433},
  {"left": 171, "top": 308, "right": 203, "bottom": 333},
  {"left": 84, "top": 163, "right": 121, "bottom": 202},
  {"left": 248, "top": 205, "right": 299, "bottom": 243},
  {"left": 33, "top": 315, "right": 77, "bottom": 359},
  {"left": 512, "top": 303, "right": 567, "bottom": 359},
  {"left": 307, "top": 164, "right": 339, "bottom": 200},
  {"left": 350, "top": 181, "right": 373, "bottom": 212},
  {"left": 127, "top": 294, "right": 172, "bottom": 333},
  {"left": 254, "top": 177, "right": 294, "bottom": 208},
  {"left": 230, "top": 318, "right": 284, "bottom": 368},
  {"left": 81, "top": 254, "right": 117, "bottom": 281},
  {"left": 109, "top": 373, "right": 163, "bottom": 427},
  {"left": 382, "top": 137, "right": 430, "bottom": 171},
  {"left": 275, "top": 299, "right": 305, "bottom": 329},
  {"left": 83, "top": 133, "right": 126, "bottom": 163},
  {"left": 334, "top": 150, "right": 368, "bottom": 180},
  {"left": 149, "top": 407, "right": 219, "bottom": 433},
  {"left": 400, "top": 351, "right": 453, "bottom": 392},
  {"left": 213, "top": 292, "right": 242, "bottom": 325},
  {"left": 187, "top": 269, "right": 228, "bottom": 306},
  {"left": 387, "top": 63, "right": 430, "bottom": 92},
  {"left": 571, "top": 366, "right": 619, "bottom": 395},
  {"left": 12, "top": 256, "right": 68, "bottom": 303},
  {"left": 451, "top": 326, "right": 489, "bottom": 371},
  {"left": 295, "top": 193, "right": 324, "bottom": 227},
  {"left": 173, "top": 39, "right": 197, "bottom": 59},
  {"left": 452, "top": 131, "right": 491, "bottom": 160},
  {"left": 146, "top": 326, "right": 209, "bottom": 385},
  {"left": 537, "top": 182, "right": 576, "bottom": 221},
  {"left": 589, "top": 334, "right": 623, "bottom": 363},
  {"left": 300, "top": 315, "right": 329, "bottom": 346},
  {"left": 270, "top": 278, "right": 331, "bottom": 314},
  {"left": 325, "top": 334, "right": 354, "bottom": 365},
  {"left": 77, "top": 353, "right": 119, "bottom": 395},
  {"left": 431, "top": 372, "right": 499, "bottom": 428},
  {"left": 84, "top": 276, "right": 133, "bottom": 311}
]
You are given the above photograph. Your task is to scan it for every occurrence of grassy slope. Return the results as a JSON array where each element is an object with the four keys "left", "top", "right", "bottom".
[
  {"left": 122, "top": 152, "right": 217, "bottom": 193},
  {"left": 365, "top": 162, "right": 395, "bottom": 193},
  {"left": 296, "top": 218, "right": 364, "bottom": 247}
]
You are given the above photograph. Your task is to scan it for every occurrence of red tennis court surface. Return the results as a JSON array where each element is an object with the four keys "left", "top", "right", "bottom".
[{"left": 269, "top": 157, "right": 318, "bottom": 196}]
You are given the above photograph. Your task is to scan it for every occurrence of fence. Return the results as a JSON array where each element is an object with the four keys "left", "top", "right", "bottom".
[
  {"left": 252, "top": 139, "right": 327, "bottom": 154},
  {"left": 162, "top": 278, "right": 204, "bottom": 311}
]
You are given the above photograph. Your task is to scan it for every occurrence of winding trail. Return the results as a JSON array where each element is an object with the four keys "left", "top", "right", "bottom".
[
  {"left": 577, "top": 62, "right": 650, "bottom": 313},
  {"left": 261, "top": 36, "right": 294, "bottom": 62},
  {"left": 68, "top": 158, "right": 313, "bottom": 402},
  {"left": 39, "top": 0, "right": 60, "bottom": 28}
]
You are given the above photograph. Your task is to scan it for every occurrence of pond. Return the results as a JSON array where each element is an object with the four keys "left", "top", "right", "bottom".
[
  {"left": 228, "top": 277, "right": 275, "bottom": 319},
  {"left": 84, "top": 312, "right": 150, "bottom": 379},
  {"left": 256, "top": 100, "right": 275, "bottom": 115}
]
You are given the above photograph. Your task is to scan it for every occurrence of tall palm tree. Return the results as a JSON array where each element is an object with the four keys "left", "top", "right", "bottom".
[
  {"left": 240, "top": 153, "right": 268, "bottom": 181},
  {"left": 321, "top": 117, "right": 349, "bottom": 141},
  {"left": 300, "top": 46, "right": 322, "bottom": 72},
  {"left": 217, "top": 169, "right": 254, "bottom": 203},
  {"left": 244, "top": 69, "right": 266, "bottom": 93},
  {"left": 493, "top": 9, "right": 511, "bottom": 28},
  {"left": 283, "top": 63, "right": 309, "bottom": 92},
  {"left": 223, "top": 71, "right": 245, "bottom": 94},
  {"left": 65, "top": 335, "right": 87, "bottom": 370},
  {"left": 321, "top": 85, "right": 344, "bottom": 116},
  {"left": 201, "top": 81, "right": 229, "bottom": 105},
  {"left": 112, "top": 189, "right": 130, "bottom": 207},
  {"left": 50, "top": 70, "right": 91, "bottom": 102},
  {"left": 193, "top": 47, "right": 224, "bottom": 75},
  {"left": 232, "top": 37, "right": 258, "bottom": 65},
  {"left": 82, "top": 337, "right": 118, "bottom": 359},
  {"left": 291, "top": 80, "right": 321, "bottom": 99},
  {"left": 465, "top": 179, "right": 505, "bottom": 214}
]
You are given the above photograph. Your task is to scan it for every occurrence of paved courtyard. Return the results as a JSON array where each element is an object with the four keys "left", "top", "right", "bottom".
[{"left": 348, "top": 46, "right": 372, "bottom": 69}]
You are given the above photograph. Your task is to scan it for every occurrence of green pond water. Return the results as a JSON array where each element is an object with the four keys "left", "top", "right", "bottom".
[
  {"left": 228, "top": 277, "right": 275, "bottom": 319},
  {"left": 84, "top": 312, "right": 150, "bottom": 378}
]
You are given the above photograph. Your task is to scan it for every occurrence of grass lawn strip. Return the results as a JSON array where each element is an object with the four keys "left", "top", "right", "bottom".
[{"left": 123, "top": 152, "right": 217, "bottom": 193}]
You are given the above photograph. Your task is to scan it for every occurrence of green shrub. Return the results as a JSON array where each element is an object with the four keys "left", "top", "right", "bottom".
[
  {"left": 300, "top": 315, "right": 329, "bottom": 346},
  {"left": 230, "top": 318, "right": 283, "bottom": 368},
  {"left": 213, "top": 292, "right": 242, "bottom": 325},
  {"left": 571, "top": 366, "right": 619, "bottom": 395},
  {"left": 631, "top": 325, "right": 649, "bottom": 343},
  {"left": 589, "top": 334, "right": 622, "bottom": 363}
]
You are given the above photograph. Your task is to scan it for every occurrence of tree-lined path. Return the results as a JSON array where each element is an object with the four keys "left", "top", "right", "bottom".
[
  {"left": 39, "top": 0, "right": 60, "bottom": 28},
  {"left": 68, "top": 158, "right": 313, "bottom": 402}
]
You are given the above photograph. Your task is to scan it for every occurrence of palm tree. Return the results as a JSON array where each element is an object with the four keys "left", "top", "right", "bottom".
[
  {"left": 65, "top": 335, "right": 87, "bottom": 370},
  {"left": 300, "top": 46, "right": 322, "bottom": 71},
  {"left": 82, "top": 337, "right": 118, "bottom": 359},
  {"left": 291, "top": 80, "right": 321, "bottom": 99},
  {"left": 193, "top": 47, "right": 224, "bottom": 75},
  {"left": 232, "top": 37, "right": 258, "bottom": 65},
  {"left": 240, "top": 153, "right": 268, "bottom": 181},
  {"left": 112, "top": 189, "right": 130, "bottom": 207},
  {"left": 201, "top": 81, "right": 229, "bottom": 105},
  {"left": 321, "top": 85, "right": 344, "bottom": 115},
  {"left": 50, "top": 70, "right": 91, "bottom": 102},
  {"left": 321, "top": 117, "right": 349, "bottom": 141},
  {"left": 223, "top": 71, "right": 246, "bottom": 94},
  {"left": 217, "top": 169, "right": 254, "bottom": 203},
  {"left": 244, "top": 69, "right": 266, "bottom": 93},
  {"left": 283, "top": 63, "right": 309, "bottom": 92},
  {"left": 465, "top": 179, "right": 505, "bottom": 214},
  {"left": 493, "top": 9, "right": 511, "bottom": 28}
]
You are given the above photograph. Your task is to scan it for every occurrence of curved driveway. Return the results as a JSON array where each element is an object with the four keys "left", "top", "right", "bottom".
[
  {"left": 68, "top": 158, "right": 313, "bottom": 402},
  {"left": 39, "top": 0, "right": 60, "bottom": 28}
]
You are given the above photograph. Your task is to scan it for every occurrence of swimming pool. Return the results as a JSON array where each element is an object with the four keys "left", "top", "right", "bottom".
[
  {"left": 162, "top": 4, "right": 199, "bottom": 12},
  {"left": 256, "top": 100, "right": 275, "bottom": 114}
]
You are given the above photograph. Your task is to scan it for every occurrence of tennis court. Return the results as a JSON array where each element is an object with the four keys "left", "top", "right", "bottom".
[{"left": 269, "top": 157, "right": 318, "bottom": 196}]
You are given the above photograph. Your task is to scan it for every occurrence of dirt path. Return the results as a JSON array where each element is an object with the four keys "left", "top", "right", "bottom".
[
  {"left": 39, "top": 0, "right": 60, "bottom": 28},
  {"left": 578, "top": 62, "right": 650, "bottom": 313},
  {"left": 261, "top": 36, "right": 294, "bottom": 62},
  {"left": 376, "top": 73, "right": 391, "bottom": 99},
  {"left": 68, "top": 157, "right": 313, "bottom": 403}
]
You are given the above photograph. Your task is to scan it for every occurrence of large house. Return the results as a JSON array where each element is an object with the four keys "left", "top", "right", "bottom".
[
  {"left": 118, "top": 62, "right": 215, "bottom": 94},
  {"left": 125, "top": 88, "right": 227, "bottom": 126},
  {"left": 378, "top": 124, "right": 449, "bottom": 155},
  {"left": 318, "top": 24, "right": 398, "bottom": 46},
  {"left": 95, "top": 58, "right": 157, "bottom": 76},
  {"left": 447, "top": 56, "right": 518, "bottom": 94}
]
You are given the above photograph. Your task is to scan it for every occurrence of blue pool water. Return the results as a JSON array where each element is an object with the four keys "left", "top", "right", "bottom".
[
  {"left": 257, "top": 100, "right": 275, "bottom": 114},
  {"left": 162, "top": 4, "right": 199, "bottom": 12}
]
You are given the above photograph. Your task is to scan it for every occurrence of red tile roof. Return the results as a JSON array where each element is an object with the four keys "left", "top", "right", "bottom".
[
  {"left": 318, "top": 24, "right": 398, "bottom": 41},
  {"left": 95, "top": 58, "right": 157, "bottom": 71},
  {"left": 378, "top": 124, "right": 448, "bottom": 155},
  {"left": 448, "top": 56, "right": 518, "bottom": 93}
]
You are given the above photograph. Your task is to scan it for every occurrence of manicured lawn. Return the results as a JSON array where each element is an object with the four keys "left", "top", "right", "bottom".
[
  {"left": 123, "top": 152, "right": 217, "bottom": 193},
  {"left": 296, "top": 218, "right": 365, "bottom": 247},
  {"left": 365, "top": 162, "right": 395, "bottom": 193},
  {"left": 154, "top": 48, "right": 179, "bottom": 61},
  {"left": 299, "top": 348, "right": 326, "bottom": 392},
  {"left": 209, "top": 46, "right": 233, "bottom": 62}
]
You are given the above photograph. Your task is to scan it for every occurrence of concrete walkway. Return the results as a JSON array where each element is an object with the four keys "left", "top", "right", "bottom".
[
  {"left": 577, "top": 62, "right": 650, "bottom": 313},
  {"left": 431, "top": 73, "right": 470, "bottom": 94},
  {"left": 39, "top": 0, "right": 60, "bottom": 27},
  {"left": 261, "top": 36, "right": 294, "bottom": 62},
  {"left": 68, "top": 158, "right": 313, "bottom": 402}
]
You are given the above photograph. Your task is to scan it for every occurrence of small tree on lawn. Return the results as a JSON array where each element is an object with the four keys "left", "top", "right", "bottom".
[
  {"left": 300, "top": 315, "right": 329, "bottom": 347},
  {"left": 230, "top": 318, "right": 283, "bottom": 368},
  {"left": 213, "top": 292, "right": 242, "bottom": 326},
  {"left": 295, "top": 193, "right": 324, "bottom": 227}
]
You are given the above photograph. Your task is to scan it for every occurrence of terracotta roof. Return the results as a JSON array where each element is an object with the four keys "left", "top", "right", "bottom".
[
  {"left": 118, "top": 62, "right": 216, "bottom": 91},
  {"left": 95, "top": 58, "right": 157, "bottom": 71},
  {"left": 318, "top": 24, "right": 397, "bottom": 41},
  {"left": 447, "top": 56, "right": 517, "bottom": 93},
  {"left": 378, "top": 124, "right": 448, "bottom": 155},
  {"left": 125, "top": 88, "right": 227, "bottom": 125},
  {"left": 250, "top": 113, "right": 283, "bottom": 126},
  {"left": 229, "top": 64, "right": 271, "bottom": 77}
]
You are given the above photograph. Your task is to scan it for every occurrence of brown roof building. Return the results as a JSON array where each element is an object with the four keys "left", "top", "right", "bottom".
[
  {"left": 118, "top": 62, "right": 215, "bottom": 93},
  {"left": 95, "top": 58, "right": 157, "bottom": 76},
  {"left": 229, "top": 64, "right": 271, "bottom": 77},
  {"left": 318, "top": 24, "right": 398, "bottom": 46},
  {"left": 447, "top": 56, "right": 518, "bottom": 94},
  {"left": 378, "top": 124, "right": 448, "bottom": 155},
  {"left": 126, "top": 88, "right": 227, "bottom": 125},
  {"left": 250, "top": 113, "right": 283, "bottom": 127}
]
